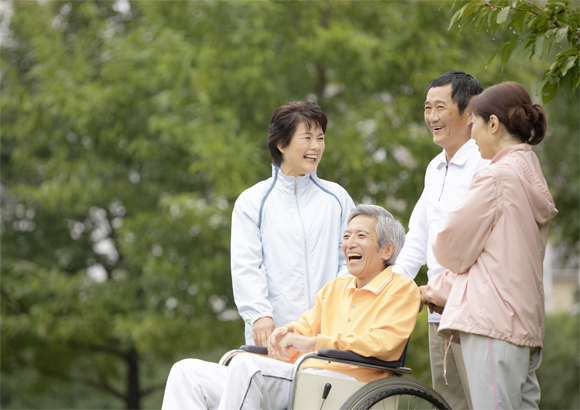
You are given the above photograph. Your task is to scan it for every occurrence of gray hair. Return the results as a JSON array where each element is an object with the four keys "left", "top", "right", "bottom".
[{"left": 347, "top": 204, "right": 406, "bottom": 267}]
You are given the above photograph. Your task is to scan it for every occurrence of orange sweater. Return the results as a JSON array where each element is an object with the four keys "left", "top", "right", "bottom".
[{"left": 281, "top": 267, "right": 420, "bottom": 382}]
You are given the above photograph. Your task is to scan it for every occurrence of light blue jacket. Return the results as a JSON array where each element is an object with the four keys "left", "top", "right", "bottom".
[{"left": 231, "top": 165, "right": 354, "bottom": 344}]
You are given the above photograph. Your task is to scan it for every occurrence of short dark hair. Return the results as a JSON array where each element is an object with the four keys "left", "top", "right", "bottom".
[
  {"left": 429, "top": 70, "right": 483, "bottom": 115},
  {"left": 267, "top": 100, "right": 328, "bottom": 165},
  {"left": 470, "top": 82, "right": 546, "bottom": 145}
]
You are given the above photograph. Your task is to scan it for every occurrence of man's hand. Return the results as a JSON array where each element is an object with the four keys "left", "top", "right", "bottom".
[
  {"left": 277, "top": 331, "right": 317, "bottom": 361},
  {"left": 253, "top": 317, "right": 275, "bottom": 347},
  {"left": 267, "top": 325, "right": 294, "bottom": 360},
  {"left": 428, "top": 303, "right": 444, "bottom": 315}
]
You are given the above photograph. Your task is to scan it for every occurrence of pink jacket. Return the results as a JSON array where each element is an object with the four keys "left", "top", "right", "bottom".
[{"left": 426, "top": 144, "right": 557, "bottom": 347}]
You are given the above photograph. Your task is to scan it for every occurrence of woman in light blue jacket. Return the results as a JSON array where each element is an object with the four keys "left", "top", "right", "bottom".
[{"left": 231, "top": 100, "right": 354, "bottom": 346}]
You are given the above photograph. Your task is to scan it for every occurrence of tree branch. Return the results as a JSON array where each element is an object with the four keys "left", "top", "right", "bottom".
[
  {"left": 38, "top": 365, "right": 126, "bottom": 400},
  {"left": 482, "top": 2, "right": 563, "bottom": 28},
  {"left": 522, "top": 0, "right": 546, "bottom": 12},
  {"left": 141, "top": 382, "right": 166, "bottom": 397},
  {"left": 68, "top": 341, "right": 127, "bottom": 359},
  {"left": 483, "top": 2, "right": 540, "bottom": 15}
]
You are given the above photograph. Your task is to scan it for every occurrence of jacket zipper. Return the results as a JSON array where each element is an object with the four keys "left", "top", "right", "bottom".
[
  {"left": 438, "top": 163, "right": 448, "bottom": 201},
  {"left": 294, "top": 177, "right": 311, "bottom": 308}
]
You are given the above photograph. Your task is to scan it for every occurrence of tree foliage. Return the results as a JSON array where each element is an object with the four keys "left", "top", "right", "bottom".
[
  {"left": 1, "top": 1, "right": 577, "bottom": 408},
  {"left": 449, "top": 0, "right": 580, "bottom": 103}
]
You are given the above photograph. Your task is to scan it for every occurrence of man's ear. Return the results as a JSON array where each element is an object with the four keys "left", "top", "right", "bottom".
[
  {"left": 277, "top": 142, "right": 285, "bottom": 154},
  {"left": 381, "top": 244, "right": 395, "bottom": 262}
]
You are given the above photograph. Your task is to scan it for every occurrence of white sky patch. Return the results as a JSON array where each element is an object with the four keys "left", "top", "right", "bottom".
[
  {"left": 165, "top": 297, "right": 178, "bottom": 310},
  {"left": 209, "top": 295, "right": 227, "bottom": 313},
  {"left": 0, "top": 0, "right": 14, "bottom": 46},
  {"left": 392, "top": 146, "right": 416, "bottom": 168},
  {"left": 88, "top": 264, "right": 108, "bottom": 282},
  {"left": 356, "top": 119, "right": 378, "bottom": 138},
  {"left": 373, "top": 147, "right": 386, "bottom": 163},
  {"left": 113, "top": 0, "right": 130, "bottom": 15},
  {"left": 218, "top": 309, "right": 240, "bottom": 321},
  {"left": 94, "top": 238, "right": 119, "bottom": 263}
]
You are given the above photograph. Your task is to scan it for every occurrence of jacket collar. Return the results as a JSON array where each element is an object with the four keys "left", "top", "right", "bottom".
[
  {"left": 436, "top": 139, "right": 480, "bottom": 169},
  {"left": 271, "top": 165, "right": 317, "bottom": 193},
  {"left": 490, "top": 143, "right": 531, "bottom": 164}
]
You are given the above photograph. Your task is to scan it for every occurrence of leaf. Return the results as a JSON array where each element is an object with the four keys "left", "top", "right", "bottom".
[
  {"left": 546, "top": 2, "right": 571, "bottom": 12},
  {"left": 541, "top": 80, "right": 558, "bottom": 104},
  {"left": 510, "top": 9, "right": 526, "bottom": 33},
  {"left": 559, "top": 56, "right": 578, "bottom": 77},
  {"left": 497, "top": 7, "right": 510, "bottom": 24},
  {"left": 511, "top": 37, "right": 531, "bottom": 61},
  {"left": 534, "top": 34, "right": 545, "bottom": 58},
  {"left": 557, "top": 47, "right": 580, "bottom": 57},
  {"left": 487, "top": 43, "right": 504, "bottom": 66},
  {"left": 555, "top": 26, "right": 569, "bottom": 43},
  {"left": 448, "top": 4, "right": 467, "bottom": 30},
  {"left": 500, "top": 35, "right": 519, "bottom": 70}
]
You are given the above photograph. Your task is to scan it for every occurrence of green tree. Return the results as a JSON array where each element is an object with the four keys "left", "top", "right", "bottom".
[
  {"left": 448, "top": 0, "right": 580, "bottom": 102},
  {"left": 1, "top": 1, "right": 577, "bottom": 408},
  {"left": 537, "top": 313, "right": 580, "bottom": 409}
]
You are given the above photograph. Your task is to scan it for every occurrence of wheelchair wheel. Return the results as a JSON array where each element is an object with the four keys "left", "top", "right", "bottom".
[{"left": 340, "top": 377, "right": 449, "bottom": 410}]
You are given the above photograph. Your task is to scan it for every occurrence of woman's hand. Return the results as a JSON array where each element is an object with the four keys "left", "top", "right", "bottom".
[
  {"left": 253, "top": 317, "right": 276, "bottom": 347},
  {"left": 418, "top": 285, "right": 429, "bottom": 313},
  {"left": 419, "top": 285, "right": 445, "bottom": 314}
]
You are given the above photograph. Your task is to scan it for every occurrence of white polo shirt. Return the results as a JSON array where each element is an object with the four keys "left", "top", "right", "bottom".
[{"left": 392, "top": 139, "right": 489, "bottom": 323}]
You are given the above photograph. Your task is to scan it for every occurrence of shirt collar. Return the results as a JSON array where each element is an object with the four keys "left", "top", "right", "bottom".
[
  {"left": 345, "top": 266, "right": 394, "bottom": 295},
  {"left": 436, "top": 139, "right": 480, "bottom": 169}
]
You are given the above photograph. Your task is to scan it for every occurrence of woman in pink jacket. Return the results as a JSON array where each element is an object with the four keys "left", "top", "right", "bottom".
[{"left": 422, "top": 82, "right": 558, "bottom": 410}]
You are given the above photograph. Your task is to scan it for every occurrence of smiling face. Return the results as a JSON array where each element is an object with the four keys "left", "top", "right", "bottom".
[
  {"left": 278, "top": 121, "right": 325, "bottom": 177},
  {"left": 342, "top": 215, "right": 394, "bottom": 288},
  {"left": 424, "top": 84, "right": 472, "bottom": 161}
]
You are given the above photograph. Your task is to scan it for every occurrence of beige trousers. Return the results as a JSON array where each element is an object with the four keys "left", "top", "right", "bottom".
[{"left": 429, "top": 323, "right": 473, "bottom": 410}]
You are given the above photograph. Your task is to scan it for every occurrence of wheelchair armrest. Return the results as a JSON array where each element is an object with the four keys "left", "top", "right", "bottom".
[
  {"left": 317, "top": 349, "right": 404, "bottom": 369},
  {"left": 317, "top": 339, "right": 409, "bottom": 369},
  {"left": 240, "top": 340, "right": 409, "bottom": 369},
  {"left": 240, "top": 345, "right": 268, "bottom": 355}
]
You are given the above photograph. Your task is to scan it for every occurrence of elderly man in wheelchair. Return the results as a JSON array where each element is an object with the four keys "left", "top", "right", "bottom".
[{"left": 162, "top": 204, "right": 449, "bottom": 410}]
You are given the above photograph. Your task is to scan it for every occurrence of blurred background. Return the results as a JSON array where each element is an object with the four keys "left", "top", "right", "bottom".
[{"left": 1, "top": 0, "right": 578, "bottom": 409}]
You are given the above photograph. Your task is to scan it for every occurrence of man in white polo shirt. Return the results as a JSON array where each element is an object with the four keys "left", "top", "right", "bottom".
[{"left": 392, "top": 70, "right": 489, "bottom": 410}]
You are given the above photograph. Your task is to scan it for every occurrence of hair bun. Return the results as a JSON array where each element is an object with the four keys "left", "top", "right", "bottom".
[
  {"left": 506, "top": 103, "right": 546, "bottom": 145},
  {"left": 508, "top": 106, "right": 533, "bottom": 140}
]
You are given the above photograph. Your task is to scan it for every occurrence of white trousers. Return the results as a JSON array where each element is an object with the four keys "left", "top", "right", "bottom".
[
  {"left": 460, "top": 332, "right": 542, "bottom": 410},
  {"left": 161, "top": 354, "right": 294, "bottom": 410}
]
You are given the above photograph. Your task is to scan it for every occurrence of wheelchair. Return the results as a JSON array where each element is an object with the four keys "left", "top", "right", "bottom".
[{"left": 219, "top": 343, "right": 450, "bottom": 410}]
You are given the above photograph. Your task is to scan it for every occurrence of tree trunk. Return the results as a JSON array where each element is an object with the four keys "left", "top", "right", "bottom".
[{"left": 126, "top": 346, "right": 141, "bottom": 409}]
